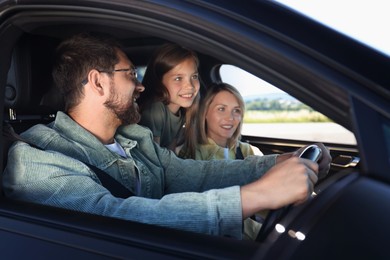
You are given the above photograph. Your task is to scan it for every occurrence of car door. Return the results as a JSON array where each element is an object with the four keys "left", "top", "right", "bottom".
[
  {"left": 0, "top": 0, "right": 389, "bottom": 259},
  {"left": 204, "top": 63, "right": 360, "bottom": 180}
]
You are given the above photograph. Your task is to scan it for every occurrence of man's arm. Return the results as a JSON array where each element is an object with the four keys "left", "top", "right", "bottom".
[
  {"left": 241, "top": 157, "right": 319, "bottom": 218},
  {"left": 2, "top": 142, "right": 245, "bottom": 238}
]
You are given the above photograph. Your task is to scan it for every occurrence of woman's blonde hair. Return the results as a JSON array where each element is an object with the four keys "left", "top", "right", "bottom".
[{"left": 180, "top": 82, "right": 245, "bottom": 158}]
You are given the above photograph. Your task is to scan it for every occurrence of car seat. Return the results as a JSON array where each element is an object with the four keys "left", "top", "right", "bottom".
[
  {"left": 2, "top": 34, "right": 61, "bottom": 174},
  {"left": 4, "top": 34, "right": 60, "bottom": 129}
]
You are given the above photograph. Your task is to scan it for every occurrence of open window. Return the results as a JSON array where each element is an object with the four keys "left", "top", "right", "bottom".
[{"left": 219, "top": 65, "right": 356, "bottom": 145}]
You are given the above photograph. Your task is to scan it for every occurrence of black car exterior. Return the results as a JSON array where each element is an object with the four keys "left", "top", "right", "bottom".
[{"left": 0, "top": 0, "right": 389, "bottom": 259}]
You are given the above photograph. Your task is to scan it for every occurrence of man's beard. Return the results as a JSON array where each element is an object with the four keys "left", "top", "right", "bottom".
[{"left": 104, "top": 85, "right": 141, "bottom": 125}]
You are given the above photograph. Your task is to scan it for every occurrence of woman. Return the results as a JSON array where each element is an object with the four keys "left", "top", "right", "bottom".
[
  {"left": 178, "top": 82, "right": 262, "bottom": 159},
  {"left": 177, "top": 82, "right": 265, "bottom": 240}
]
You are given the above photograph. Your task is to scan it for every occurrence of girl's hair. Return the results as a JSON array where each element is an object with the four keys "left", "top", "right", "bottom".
[
  {"left": 139, "top": 42, "right": 201, "bottom": 151},
  {"left": 181, "top": 82, "right": 245, "bottom": 158},
  {"left": 139, "top": 42, "right": 199, "bottom": 108}
]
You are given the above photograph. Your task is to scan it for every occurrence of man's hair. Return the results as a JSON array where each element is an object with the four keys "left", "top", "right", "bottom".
[{"left": 52, "top": 33, "right": 121, "bottom": 112}]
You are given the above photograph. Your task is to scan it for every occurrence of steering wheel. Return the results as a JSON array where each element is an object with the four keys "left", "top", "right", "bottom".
[
  {"left": 255, "top": 145, "right": 322, "bottom": 242},
  {"left": 255, "top": 204, "right": 292, "bottom": 241}
]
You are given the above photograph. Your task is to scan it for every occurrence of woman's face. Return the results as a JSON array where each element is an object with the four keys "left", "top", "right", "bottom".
[
  {"left": 162, "top": 57, "right": 200, "bottom": 114},
  {"left": 205, "top": 90, "right": 242, "bottom": 147}
]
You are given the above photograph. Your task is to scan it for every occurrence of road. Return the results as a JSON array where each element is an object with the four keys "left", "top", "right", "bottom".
[{"left": 242, "top": 122, "right": 356, "bottom": 145}]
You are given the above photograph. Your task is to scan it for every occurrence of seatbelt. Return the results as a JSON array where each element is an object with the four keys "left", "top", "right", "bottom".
[
  {"left": 83, "top": 163, "right": 135, "bottom": 198},
  {"left": 2, "top": 123, "right": 134, "bottom": 198},
  {"left": 235, "top": 145, "right": 244, "bottom": 160}
]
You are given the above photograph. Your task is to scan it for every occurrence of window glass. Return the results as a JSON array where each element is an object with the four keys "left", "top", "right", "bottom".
[
  {"left": 219, "top": 65, "right": 356, "bottom": 145},
  {"left": 274, "top": 0, "right": 390, "bottom": 57},
  {"left": 137, "top": 66, "right": 146, "bottom": 83}
]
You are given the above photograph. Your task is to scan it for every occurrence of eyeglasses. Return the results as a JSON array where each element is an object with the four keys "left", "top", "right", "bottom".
[
  {"left": 81, "top": 67, "right": 138, "bottom": 85},
  {"left": 99, "top": 67, "right": 138, "bottom": 81}
]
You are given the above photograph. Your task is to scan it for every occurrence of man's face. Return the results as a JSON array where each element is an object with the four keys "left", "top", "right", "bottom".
[
  {"left": 104, "top": 51, "right": 144, "bottom": 125},
  {"left": 104, "top": 81, "right": 141, "bottom": 125}
]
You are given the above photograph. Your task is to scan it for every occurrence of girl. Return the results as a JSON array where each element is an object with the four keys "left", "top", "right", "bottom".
[{"left": 138, "top": 43, "right": 201, "bottom": 151}]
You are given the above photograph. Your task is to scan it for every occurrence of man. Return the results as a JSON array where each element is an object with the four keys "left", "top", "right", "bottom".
[{"left": 2, "top": 33, "right": 330, "bottom": 239}]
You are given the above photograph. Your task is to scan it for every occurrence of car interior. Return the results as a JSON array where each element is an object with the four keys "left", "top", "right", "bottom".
[
  {"left": 1, "top": 2, "right": 389, "bottom": 259},
  {"left": 3, "top": 27, "right": 360, "bottom": 179},
  {"left": 3, "top": 26, "right": 361, "bottom": 175},
  {"left": 1, "top": 24, "right": 277, "bottom": 258}
]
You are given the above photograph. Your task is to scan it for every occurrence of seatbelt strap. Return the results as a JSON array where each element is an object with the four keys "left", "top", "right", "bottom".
[
  {"left": 83, "top": 163, "right": 135, "bottom": 198},
  {"left": 3, "top": 123, "right": 134, "bottom": 198},
  {"left": 235, "top": 145, "right": 244, "bottom": 160}
]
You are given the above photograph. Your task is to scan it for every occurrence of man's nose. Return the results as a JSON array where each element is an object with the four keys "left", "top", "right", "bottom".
[{"left": 136, "top": 82, "right": 145, "bottom": 92}]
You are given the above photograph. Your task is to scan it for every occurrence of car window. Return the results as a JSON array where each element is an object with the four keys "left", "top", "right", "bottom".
[
  {"left": 274, "top": 0, "right": 390, "bottom": 57},
  {"left": 137, "top": 66, "right": 146, "bottom": 83},
  {"left": 219, "top": 65, "right": 357, "bottom": 145}
]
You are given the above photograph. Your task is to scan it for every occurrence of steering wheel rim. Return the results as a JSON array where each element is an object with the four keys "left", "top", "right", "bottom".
[
  {"left": 256, "top": 144, "right": 327, "bottom": 242},
  {"left": 255, "top": 205, "right": 292, "bottom": 242}
]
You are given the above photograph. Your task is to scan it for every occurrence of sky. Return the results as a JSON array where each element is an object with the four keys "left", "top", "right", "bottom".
[
  {"left": 222, "top": 0, "right": 389, "bottom": 97},
  {"left": 274, "top": 0, "right": 390, "bottom": 56},
  {"left": 220, "top": 65, "right": 281, "bottom": 97}
]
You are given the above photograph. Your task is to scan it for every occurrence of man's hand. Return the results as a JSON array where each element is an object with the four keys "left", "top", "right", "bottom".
[
  {"left": 241, "top": 157, "right": 318, "bottom": 219},
  {"left": 276, "top": 143, "right": 332, "bottom": 179},
  {"left": 294, "top": 143, "right": 331, "bottom": 179}
]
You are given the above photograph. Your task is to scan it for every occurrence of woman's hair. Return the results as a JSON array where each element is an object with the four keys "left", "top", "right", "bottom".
[
  {"left": 52, "top": 33, "right": 121, "bottom": 112},
  {"left": 139, "top": 42, "right": 200, "bottom": 108},
  {"left": 181, "top": 82, "right": 245, "bottom": 158}
]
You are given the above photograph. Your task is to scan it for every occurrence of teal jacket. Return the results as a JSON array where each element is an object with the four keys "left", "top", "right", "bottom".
[{"left": 2, "top": 111, "right": 277, "bottom": 239}]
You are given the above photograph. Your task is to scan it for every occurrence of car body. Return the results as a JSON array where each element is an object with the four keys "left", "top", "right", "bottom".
[{"left": 0, "top": 0, "right": 389, "bottom": 259}]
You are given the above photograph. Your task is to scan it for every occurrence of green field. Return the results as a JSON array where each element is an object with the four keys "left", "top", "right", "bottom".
[{"left": 244, "top": 109, "right": 331, "bottom": 123}]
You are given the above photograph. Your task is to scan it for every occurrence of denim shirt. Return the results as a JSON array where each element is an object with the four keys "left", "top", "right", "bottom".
[{"left": 2, "top": 111, "right": 277, "bottom": 239}]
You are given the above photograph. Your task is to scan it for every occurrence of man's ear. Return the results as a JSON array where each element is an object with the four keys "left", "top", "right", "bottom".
[{"left": 87, "top": 69, "right": 105, "bottom": 96}]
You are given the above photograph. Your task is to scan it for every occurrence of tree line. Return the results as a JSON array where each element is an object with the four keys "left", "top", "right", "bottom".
[{"left": 245, "top": 98, "right": 313, "bottom": 111}]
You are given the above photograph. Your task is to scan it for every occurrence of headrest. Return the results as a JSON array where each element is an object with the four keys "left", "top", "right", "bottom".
[
  {"left": 5, "top": 37, "right": 35, "bottom": 111},
  {"left": 40, "top": 84, "right": 65, "bottom": 112},
  {"left": 5, "top": 35, "right": 60, "bottom": 115}
]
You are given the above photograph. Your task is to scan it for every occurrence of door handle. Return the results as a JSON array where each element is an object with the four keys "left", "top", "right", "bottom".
[{"left": 331, "top": 155, "right": 360, "bottom": 168}]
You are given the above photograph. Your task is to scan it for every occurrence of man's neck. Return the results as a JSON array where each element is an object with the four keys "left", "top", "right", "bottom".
[{"left": 68, "top": 109, "right": 119, "bottom": 145}]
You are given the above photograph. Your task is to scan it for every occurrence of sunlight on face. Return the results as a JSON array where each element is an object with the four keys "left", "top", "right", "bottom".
[
  {"left": 205, "top": 90, "right": 242, "bottom": 147},
  {"left": 104, "top": 50, "right": 143, "bottom": 125},
  {"left": 162, "top": 58, "right": 200, "bottom": 114}
]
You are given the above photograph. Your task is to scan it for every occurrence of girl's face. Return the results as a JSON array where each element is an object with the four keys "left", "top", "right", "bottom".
[
  {"left": 162, "top": 58, "right": 200, "bottom": 114},
  {"left": 205, "top": 90, "right": 242, "bottom": 147}
]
